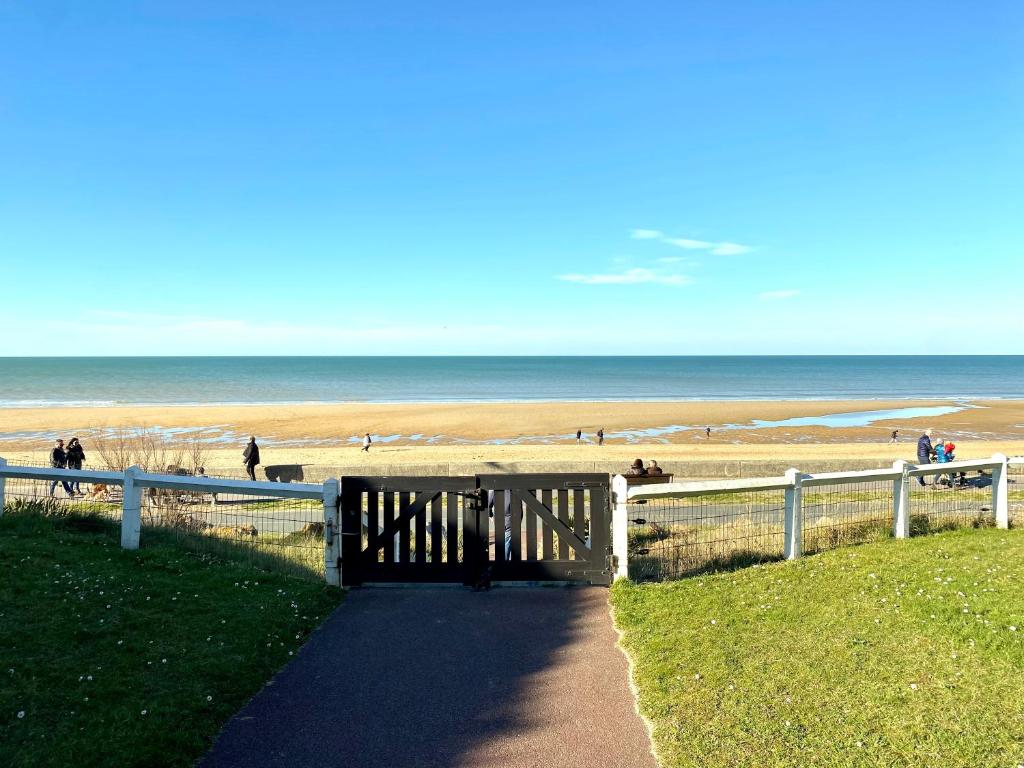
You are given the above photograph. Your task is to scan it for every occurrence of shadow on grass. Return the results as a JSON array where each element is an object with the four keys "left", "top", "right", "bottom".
[{"left": 630, "top": 547, "right": 785, "bottom": 582}]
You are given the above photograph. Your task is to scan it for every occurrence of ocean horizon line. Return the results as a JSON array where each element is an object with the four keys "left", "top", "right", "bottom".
[{"left": 0, "top": 395, "right": 1003, "bottom": 409}]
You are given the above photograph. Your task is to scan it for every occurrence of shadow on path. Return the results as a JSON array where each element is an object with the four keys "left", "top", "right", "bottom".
[{"left": 201, "top": 587, "right": 655, "bottom": 768}]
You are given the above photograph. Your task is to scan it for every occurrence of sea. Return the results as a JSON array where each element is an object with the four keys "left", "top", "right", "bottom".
[{"left": 0, "top": 356, "right": 1022, "bottom": 407}]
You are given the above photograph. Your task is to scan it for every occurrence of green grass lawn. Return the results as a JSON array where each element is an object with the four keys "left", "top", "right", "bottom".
[
  {"left": 0, "top": 505, "right": 343, "bottom": 768},
  {"left": 612, "top": 528, "right": 1024, "bottom": 768}
]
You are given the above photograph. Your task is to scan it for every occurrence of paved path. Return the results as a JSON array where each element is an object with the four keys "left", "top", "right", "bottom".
[{"left": 201, "top": 588, "right": 657, "bottom": 768}]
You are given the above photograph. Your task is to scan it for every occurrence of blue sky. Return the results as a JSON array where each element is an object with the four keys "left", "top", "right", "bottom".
[{"left": 1, "top": 1, "right": 1022, "bottom": 355}]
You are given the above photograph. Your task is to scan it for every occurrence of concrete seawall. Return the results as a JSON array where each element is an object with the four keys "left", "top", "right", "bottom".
[{"left": 287, "top": 458, "right": 900, "bottom": 482}]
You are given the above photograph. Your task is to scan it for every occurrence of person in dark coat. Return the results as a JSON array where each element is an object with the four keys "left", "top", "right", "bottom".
[
  {"left": 49, "top": 439, "right": 73, "bottom": 497},
  {"left": 916, "top": 429, "right": 934, "bottom": 486},
  {"left": 242, "top": 436, "right": 261, "bottom": 481},
  {"left": 66, "top": 437, "right": 86, "bottom": 494},
  {"left": 597, "top": 428, "right": 605, "bottom": 446},
  {"left": 575, "top": 429, "right": 582, "bottom": 444},
  {"left": 626, "top": 458, "right": 647, "bottom": 477}
]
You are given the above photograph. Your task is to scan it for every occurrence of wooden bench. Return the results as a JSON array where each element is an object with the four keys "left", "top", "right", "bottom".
[{"left": 624, "top": 474, "right": 674, "bottom": 486}]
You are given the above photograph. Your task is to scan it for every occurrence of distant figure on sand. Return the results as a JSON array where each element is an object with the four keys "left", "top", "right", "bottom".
[
  {"left": 705, "top": 426, "right": 711, "bottom": 439},
  {"left": 646, "top": 460, "right": 663, "bottom": 476},
  {"left": 626, "top": 458, "right": 647, "bottom": 477},
  {"left": 362, "top": 433, "right": 372, "bottom": 452},
  {"left": 916, "top": 429, "right": 933, "bottom": 486},
  {"left": 890, "top": 429, "right": 899, "bottom": 444},
  {"left": 243, "top": 436, "right": 261, "bottom": 481},
  {"left": 48, "top": 439, "right": 73, "bottom": 497},
  {"left": 597, "top": 428, "right": 605, "bottom": 446},
  {"left": 576, "top": 429, "right": 582, "bottom": 444}
]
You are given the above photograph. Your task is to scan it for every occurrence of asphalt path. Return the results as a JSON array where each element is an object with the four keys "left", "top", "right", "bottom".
[{"left": 201, "top": 587, "right": 657, "bottom": 768}]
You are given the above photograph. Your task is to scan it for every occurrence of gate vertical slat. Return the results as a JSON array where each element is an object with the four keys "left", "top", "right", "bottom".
[
  {"left": 588, "top": 484, "right": 610, "bottom": 583},
  {"left": 573, "top": 489, "right": 586, "bottom": 561},
  {"left": 477, "top": 492, "right": 490, "bottom": 573},
  {"left": 493, "top": 489, "right": 506, "bottom": 564},
  {"left": 366, "top": 491, "right": 379, "bottom": 563},
  {"left": 557, "top": 489, "right": 570, "bottom": 560},
  {"left": 340, "top": 484, "right": 362, "bottom": 587},
  {"left": 541, "top": 489, "right": 554, "bottom": 560},
  {"left": 383, "top": 492, "right": 395, "bottom": 565},
  {"left": 462, "top": 490, "right": 479, "bottom": 587},
  {"left": 510, "top": 491, "right": 523, "bottom": 561},
  {"left": 446, "top": 492, "right": 459, "bottom": 568},
  {"left": 525, "top": 489, "right": 538, "bottom": 561},
  {"left": 430, "top": 494, "right": 442, "bottom": 565},
  {"left": 399, "top": 492, "right": 411, "bottom": 564},
  {"left": 415, "top": 492, "right": 427, "bottom": 565}
]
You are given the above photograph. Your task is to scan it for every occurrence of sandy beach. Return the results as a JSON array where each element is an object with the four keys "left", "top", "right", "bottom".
[{"left": 2, "top": 399, "right": 1023, "bottom": 474}]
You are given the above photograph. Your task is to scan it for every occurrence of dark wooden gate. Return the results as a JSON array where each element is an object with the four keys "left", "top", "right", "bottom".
[{"left": 338, "top": 474, "right": 611, "bottom": 586}]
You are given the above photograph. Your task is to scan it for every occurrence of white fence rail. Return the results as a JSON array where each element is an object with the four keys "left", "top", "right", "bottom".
[
  {"left": 0, "top": 458, "right": 342, "bottom": 587},
  {"left": 611, "top": 453, "right": 1020, "bottom": 581}
]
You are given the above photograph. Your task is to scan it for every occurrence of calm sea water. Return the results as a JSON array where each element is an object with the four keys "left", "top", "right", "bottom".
[{"left": 0, "top": 357, "right": 1022, "bottom": 406}]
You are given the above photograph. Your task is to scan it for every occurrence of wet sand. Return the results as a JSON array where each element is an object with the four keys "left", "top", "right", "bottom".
[{"left": 1, "top": 399, "right": 1023, "bottom": 471}]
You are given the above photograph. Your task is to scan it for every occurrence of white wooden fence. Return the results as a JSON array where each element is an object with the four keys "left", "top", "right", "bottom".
[
  {"left": 0, "top": 458, "right": 343, "bottom": 587},
  {"left": 611, "top": 453, "right": 1021, "bottom": 581},
  {"left": 4, "top": 454, "right": 1022, "bottom": 588}
]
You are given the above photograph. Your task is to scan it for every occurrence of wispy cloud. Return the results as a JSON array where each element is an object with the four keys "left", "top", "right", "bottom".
[
  {"left": 759, "top": 289, "right": 800, "bottom": 300},
  {"left": 630, "top": 228, "right": 663, "bottom": 240},
  {"left": 710, "top": 242, "right": 752, "bottom": 256},
  {"left": 558, "top": 268, "right": 692, "bottom": 286},
  {"left": 663, "top": 237, "right": 712, "bottom": 250},
  {"left": 639, "top": 229, "right": 754, "bottom": 256}
]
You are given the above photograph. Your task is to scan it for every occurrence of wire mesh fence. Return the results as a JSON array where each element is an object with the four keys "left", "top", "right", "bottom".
[
  {"left": 0, "top": 460, "right": 122, "bottom": 540},
  {"left": 626, "top": 490, "right": 786, "bottom": 582},
  {"left": 908, "top": 467, "right": 995, "bottom": 534},
  {"left": 1010, "top": 461, "right": 1024, "bottom": 527},
  {"left": 138, "top": 485, "right": 325, "bottom": 580},
  {"left": 1, "top": 458, "right": 326, "bottom": 580},
  {"left": 801, "top": 479, "right": 893, "bottom": 555}
]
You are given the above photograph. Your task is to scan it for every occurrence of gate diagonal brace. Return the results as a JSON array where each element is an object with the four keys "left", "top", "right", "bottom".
[
  {"left": 370, "top": 491, "right": 442, "bottom": 552},
  {"left": 518, "top": 492, "right": 589, "bottom": 556}
]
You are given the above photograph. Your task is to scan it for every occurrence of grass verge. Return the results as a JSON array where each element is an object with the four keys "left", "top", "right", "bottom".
[
  {"left": 0, "top": 504, "right": 343, "bottom": 768},
  {"left": 612, "top": 528, "right": 1024, "bottom": 767}
]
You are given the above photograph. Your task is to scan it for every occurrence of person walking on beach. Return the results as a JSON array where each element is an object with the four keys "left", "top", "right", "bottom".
[
  {"left": 916, "top": 429, "right": 934, "bottom": 486},
  {"left": 48, "top": 439, "right": 73, "bottom": 497},
  {"left": 705, "top": 426, "right": 712, "bottom": 439},
  {"left": 361, "top": 433, "right": 372, "bottom": 453},
  {"left": 597, "top": 428, "right": 604, "bottom": 446},
  {"left": 576, "top": 429, "right": 582, "bottom": 444},
  {"left": 242, "top": 436, "right": 261, "bottom": 481},
  {"left": 889, "top": 429, "right": 899, "bottom": 444},
  {"left": 66, "top": 437, "right": 85, "bottom": 495}
]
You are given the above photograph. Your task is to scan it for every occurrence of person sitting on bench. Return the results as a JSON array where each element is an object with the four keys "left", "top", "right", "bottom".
[
  {"left": 646, "top": 460, "right": 664, "bottom": 476},
  {"left": 626, "top": 458, "right": 647, "bottom": 477}
]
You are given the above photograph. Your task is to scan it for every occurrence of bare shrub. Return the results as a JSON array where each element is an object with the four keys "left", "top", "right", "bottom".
[{"left": 93, "top": 426, "right": 186, "bottom": 473}]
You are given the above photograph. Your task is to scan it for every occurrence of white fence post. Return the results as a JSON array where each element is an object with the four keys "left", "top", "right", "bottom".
[
  {"left": 121, "top": 465, "right": 143, "bottom": 550},
  {"left": 893, "top": 459, "right": 910, "bottom": 539},
  {"left": 783, "top": 468, "right": 802, "bottom": 560},
  {"left": 0, "top": 457, "right": 7, "bottom": 516},
  {"left": 611, "top": 474, "right": 629, "bottom": 580},
  {"left": 323, "top": 478, "right": 341, "bottom": 587},
  {"left": 992, "top": 453, "right": 1009, "bottom": 529}
]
